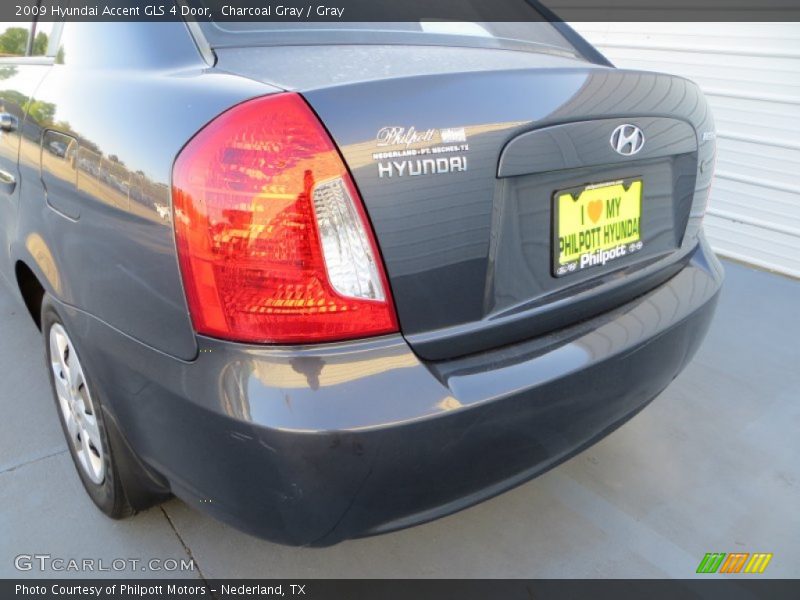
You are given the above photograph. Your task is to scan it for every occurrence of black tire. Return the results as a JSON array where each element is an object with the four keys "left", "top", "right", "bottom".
[{"left": 42, "top": 294, "right": 165, "bottom": 518}]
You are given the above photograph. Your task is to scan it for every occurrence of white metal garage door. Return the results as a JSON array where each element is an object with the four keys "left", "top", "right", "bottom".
[{"left": 571, "top": 23, "right": 800, "bottom": 278}]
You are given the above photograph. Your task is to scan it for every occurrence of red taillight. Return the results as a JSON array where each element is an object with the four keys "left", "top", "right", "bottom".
[{"left": 172, "top": 93, "right": 398, "bottom": 344}]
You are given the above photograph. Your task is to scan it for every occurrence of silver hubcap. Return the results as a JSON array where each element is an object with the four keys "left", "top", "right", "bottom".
[{"left": 50, "top": 324, "right": 105, "bottom": 484}]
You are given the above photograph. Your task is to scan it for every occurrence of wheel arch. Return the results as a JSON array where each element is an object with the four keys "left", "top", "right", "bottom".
[{"left": 14, "top": 260, "right": 46, "bottom": 330}]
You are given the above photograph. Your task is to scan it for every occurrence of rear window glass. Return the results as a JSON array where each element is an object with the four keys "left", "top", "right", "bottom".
[
  {"left": 198, "top": 22, "right": 580, "bottom": 59},
  {"left": 30, "top": 21, "right": 61, "bottom": 57},
  {"left": 0, "top": 21, "right": 61, "bottom": 58}
]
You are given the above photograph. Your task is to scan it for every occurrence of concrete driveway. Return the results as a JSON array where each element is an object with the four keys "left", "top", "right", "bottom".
[{"left": 1, "top": 259, "right": 798, "bottom": 579}]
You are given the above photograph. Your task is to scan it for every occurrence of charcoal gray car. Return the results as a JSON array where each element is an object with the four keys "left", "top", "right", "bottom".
[{"left": 0, "top": 19, "right": 722, "bottom": 546}]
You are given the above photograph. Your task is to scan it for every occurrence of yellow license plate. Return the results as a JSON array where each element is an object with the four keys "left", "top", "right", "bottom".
[{"left": 553, "top": 178, "right": 644, "bottom": 277}]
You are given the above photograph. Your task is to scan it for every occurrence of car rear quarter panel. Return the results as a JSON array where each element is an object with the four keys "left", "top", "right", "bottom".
[{"left": 14, "top": 22, "right": 279, "bottom": 359}]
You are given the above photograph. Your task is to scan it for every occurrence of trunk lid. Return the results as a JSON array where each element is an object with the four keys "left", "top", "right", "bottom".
[{"left": 215, "top": 47, "right": 715, "bottom": 360}]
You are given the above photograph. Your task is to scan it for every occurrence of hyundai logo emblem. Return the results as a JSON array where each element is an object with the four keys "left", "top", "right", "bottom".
[{"left": 610, "top": 124, "right": 645, "bottom": 156}]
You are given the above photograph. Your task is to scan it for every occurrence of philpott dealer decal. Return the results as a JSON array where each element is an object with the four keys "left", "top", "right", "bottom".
[{"left": 373, "top": 126, "right": 469, "bottom": 178}]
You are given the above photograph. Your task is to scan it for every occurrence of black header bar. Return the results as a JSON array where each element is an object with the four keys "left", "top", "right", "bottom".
[
  {"left": 4, "top": 0, "right": 800, "bottom": 22},
  {"left": 4, "top": 579, "right": 800, "bottom": 600}
]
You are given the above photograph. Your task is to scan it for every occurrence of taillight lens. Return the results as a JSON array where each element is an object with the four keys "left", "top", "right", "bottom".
[{"left": 172, "top": 93, "right": 398, "bottom": 344}]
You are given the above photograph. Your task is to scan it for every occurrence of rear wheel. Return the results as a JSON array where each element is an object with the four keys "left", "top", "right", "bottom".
[
  {"left": 50, "top": 321, "right": 108, "bottom": 485},
  {"left": 43, "top": 295, "right": 159, "bottom": 518}
]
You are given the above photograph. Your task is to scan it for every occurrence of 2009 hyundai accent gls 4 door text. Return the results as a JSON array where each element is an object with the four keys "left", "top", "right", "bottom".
[{"left": 0, "top": 19, "right": 722, "bottom": 546}]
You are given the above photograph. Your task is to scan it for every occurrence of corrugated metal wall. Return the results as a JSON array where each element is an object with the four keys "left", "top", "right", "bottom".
[{"left": 571, "top": 23, "right": 800, "bottom": 278}]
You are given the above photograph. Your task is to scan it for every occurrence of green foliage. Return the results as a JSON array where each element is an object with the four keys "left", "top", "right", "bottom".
[
  {"left": 22, "top": 99, "right": 56, "bottom": 127},
  {"left": 0, "top": 90, "right": 27, "bottom": 111},
  {"left": 0, "top": 66, "right": 18, "bottom": 81},
  {"left": 32, "top": 32, "right": 48, "bottom": 56},
  {"left": 0, "top": 27, "right": 28, "bottom": 57}
]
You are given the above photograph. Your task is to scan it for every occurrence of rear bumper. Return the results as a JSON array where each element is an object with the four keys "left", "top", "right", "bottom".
[{"left": 65, "top": 236, "right": 723, "bottom": 546}]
